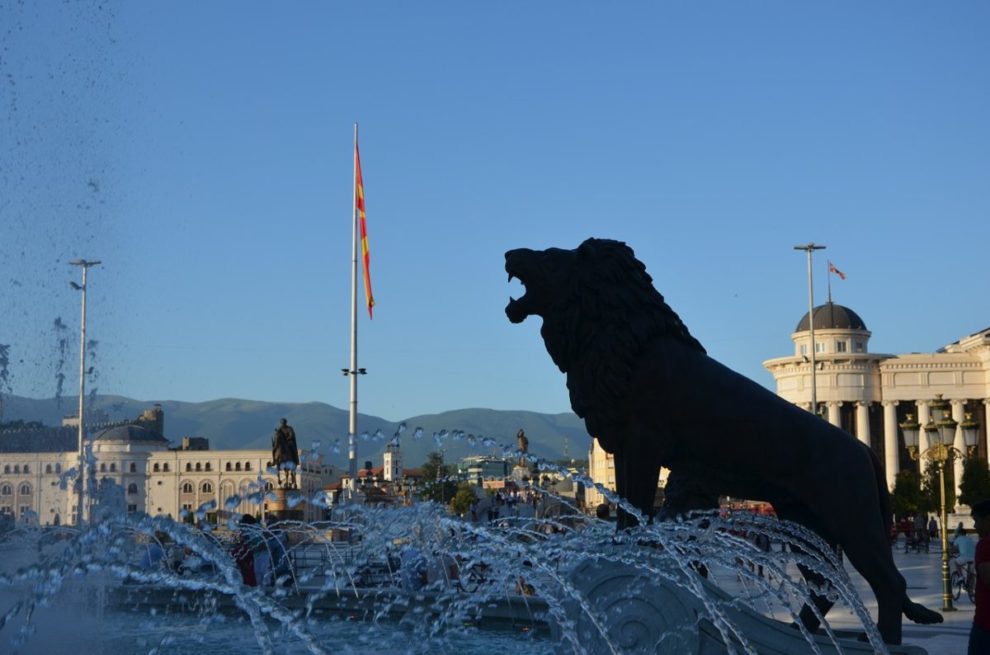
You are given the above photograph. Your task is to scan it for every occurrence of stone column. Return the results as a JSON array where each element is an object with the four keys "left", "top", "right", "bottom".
[
  {"left": 826, "top": 401, "right": 842, "bottom": 428},
  {"left": 882, "top": 401, "right": 899, "bottom": 491},
  {"left": 952, "top": 400, "right": 966, "bottom": 509},
  {"left": 855, "top": 402, "right": 871, "bottom": 447},
  {"left": 917, "top": 401, "right": 930, "bottom": 474}
]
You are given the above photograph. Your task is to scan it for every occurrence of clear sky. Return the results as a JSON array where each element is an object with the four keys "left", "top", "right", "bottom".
[{"left": 2, "top": 1, "right": 988, "bottom": 423}]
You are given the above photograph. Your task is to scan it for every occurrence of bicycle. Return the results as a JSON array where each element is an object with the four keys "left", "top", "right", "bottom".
[{"left": 950, "top": 560, "right": 976, "bottom": 603}]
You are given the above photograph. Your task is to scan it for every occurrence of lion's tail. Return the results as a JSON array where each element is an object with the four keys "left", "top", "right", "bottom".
[{"left": 870, "top": 447, "right": 893, "bottom": 535}]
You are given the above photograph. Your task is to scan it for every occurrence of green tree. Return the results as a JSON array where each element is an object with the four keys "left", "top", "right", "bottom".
[
  {"left": 921, "top": 459, "right": 955, "bottom": 513},
  {"left": 449, "top": 482, "right": 476, "bottom": 516},
  {"left": 419, "top": 452, "right": 458, "bottom": 505},
  {"left": 890, "top": 469, "right": 925, "bottom": 519},
  {"left": 959, "top": 457, "right": 990, "bottom": 507}
]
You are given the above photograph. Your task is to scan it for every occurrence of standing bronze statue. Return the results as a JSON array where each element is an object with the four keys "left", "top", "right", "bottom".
[
  {"left": 516, "top": 429, "right": 529, "bottom": 466},
  {"left": 505, "top": 237, "right": 942, "bottom": 645},
  {"left": 272, "top": 418, "right": 299, "bottom": 489}
]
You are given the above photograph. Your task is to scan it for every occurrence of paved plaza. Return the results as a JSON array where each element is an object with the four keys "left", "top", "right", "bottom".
[{"left": 835, "top": 544, "right": 974, "bottom": 655}]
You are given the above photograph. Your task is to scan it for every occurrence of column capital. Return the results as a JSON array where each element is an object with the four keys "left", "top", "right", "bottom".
[
  {"left": 881, "top": 400, "right": 899, "bottom": 407},
  {"left": 856, "top": 401, "right": 871, "bottom": 408},
  {"left": 951, "top": 399, "right": 966, "bottom": 408},
  {"left": 826, "top": 400, "right": 842, "bottom": 407}
]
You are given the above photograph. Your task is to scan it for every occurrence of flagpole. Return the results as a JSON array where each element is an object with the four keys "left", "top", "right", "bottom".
[
  {"left": 348, "top": 123, "right": 359, "bottom": 486},
  {"left": 827, "top": 261, "right": 833, "bottom": 304}
]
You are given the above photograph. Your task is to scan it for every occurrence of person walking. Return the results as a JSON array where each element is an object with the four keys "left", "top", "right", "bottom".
[{"left": 969, "top": 500, "right": 990, "bottom": 654}]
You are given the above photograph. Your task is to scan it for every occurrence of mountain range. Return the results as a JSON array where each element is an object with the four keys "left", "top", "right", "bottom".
[{"left": 0, "top": 394, "right": 591, "bottom": 470}]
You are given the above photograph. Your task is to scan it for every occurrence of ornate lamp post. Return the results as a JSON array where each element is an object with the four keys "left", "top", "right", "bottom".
[{"left": 899, "top": 394, "right": 980, "bottom": 612}]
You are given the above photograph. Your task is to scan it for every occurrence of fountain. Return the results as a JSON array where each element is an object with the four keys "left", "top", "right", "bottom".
[{"left": 0, "top": 440, "right": 930, "bottom": 654}]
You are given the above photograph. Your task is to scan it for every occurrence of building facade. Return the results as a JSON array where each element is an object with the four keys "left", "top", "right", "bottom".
[
  {"left": 764, "top": 303, "right": 990, "bottom": 504},
  {"left": 0, "top": 406, "right": 334, "bottom": 526}
]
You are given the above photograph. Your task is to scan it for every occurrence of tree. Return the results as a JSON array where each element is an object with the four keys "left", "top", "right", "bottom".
[
  {"left": 921, "top": 458, "right": 955, "bottom": 514},
  {"left": 449, "top": 482, "right": 476, "bottom": 516},
  {"left": 419, "top": 452, "right": 458, "bottom": 505},
  {"left": 890, "top": 469, "right": 925, "bottom": 520},
  {"left": 959, "top": 457, "right": 990, "bottom": 507}
]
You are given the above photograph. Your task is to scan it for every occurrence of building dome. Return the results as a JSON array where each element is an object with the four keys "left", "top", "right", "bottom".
[
  {"left": 795, "top": 302, "right": 867, "bottom": 332},
  {"left": 92, "top": 424, "right": 168, "bottom": 444}
]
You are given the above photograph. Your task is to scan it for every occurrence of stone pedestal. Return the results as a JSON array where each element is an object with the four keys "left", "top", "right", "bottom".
[{"left": 266, "top": 487, "right": 304, "bottom": 523}]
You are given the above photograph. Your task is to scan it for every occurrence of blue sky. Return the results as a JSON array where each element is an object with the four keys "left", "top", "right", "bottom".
[{"left": 1, "top": 2, "right": 988, "bottom": 423}]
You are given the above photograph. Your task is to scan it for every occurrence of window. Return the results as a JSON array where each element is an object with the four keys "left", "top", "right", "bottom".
[
  {"left": 225, "top": 462, "right": 232, "bottom": 472},
  {"left": 205, "top": 463, "right": 212, "bottom": 471},
  {"left": 195, "top": 463, "right": 202, "bottom": 472},
  {"left": 800, "top": 344, "right": 808, "bottom": 355},
  {"left": 201, "top": 481, "right": 213, "bottom": 493},
  {"left": 99, "top": 463, "right": 106, "bottom": 473},
  {"left": 2, "top": 466, "right": 8, "bottom": 474},
  {"left": 264, "top": 481, "right": 274, "bottom": 491},
  {"left": 127, "top": 504, "right": 137, "bottom": 513},
  {"left": 185, "top": 463, "right": 192, "bottom": 472},
  {"left": 13, "top": 465, "right": 19, "bottom": 474},
  {"left": 153, "top": 463, "right": 160, "bottom": 472},
  {"left": 854, "top": 341, "right": 865, "bottom": 353},
  {"left": 109, "top": 463, "right": 116, "bottom": 472},
  {"left": 127, "top": 483, "right": 138, "bottom": 495},
  {"left": 0, "top": 485, "right": 11, "bottom": 496},
  {"left": 54, "top": 464, "right": 61, "bottom": 474},
  {"left": 22, "top": 465, "right": 28, "bottom": 474},
  {"left": 18, "top": 483, "right": 30, "bottom": 495},
  {"left": 45, "top": 464, "right": 52, "bottom": 474},
  {"left": 836, "top": 341, "right": 846, "bottom": 353},
  {"left": 181, "top": 503, "right": 193, "bottom": 512},
  {"left": 129, "top": 463, "right": 137, "bottom": 473},
  {"left": 235, "top": 463, "right": 242, "bottom": 472},
  {"left": 245, "top": 462, "right": 252, "bottom": 471},
  {"left": 163, "top": 463, "right": 170, "bottom": 472},
  {"left": 19, "top": 506, "right": 31, "bottom": 518},
  {"left": 182, "top": 482, "right": 194, "bottom": 494},
  {"left": 815, "top": 342, "right": 824, "bottom": 353}
]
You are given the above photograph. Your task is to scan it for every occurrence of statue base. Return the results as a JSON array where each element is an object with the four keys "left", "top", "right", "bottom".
[{"left": 266, "top": 488, "right": 304, "bottom": 523}]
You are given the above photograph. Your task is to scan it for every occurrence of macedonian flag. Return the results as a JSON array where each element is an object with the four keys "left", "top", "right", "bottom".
[{"left": 355, "top": 141, "right": 375, "bottom": 318}]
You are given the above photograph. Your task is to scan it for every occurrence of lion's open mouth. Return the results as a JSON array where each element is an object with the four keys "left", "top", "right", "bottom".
[{"left": 505, "top": 250, "right": 534, "bottom": 323}]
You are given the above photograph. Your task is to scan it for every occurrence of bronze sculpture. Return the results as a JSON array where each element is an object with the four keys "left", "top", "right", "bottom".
[
  {"left": 271, "top": 418, "right": 299, "bottom": 489},
  {"left": 505, "top": 237, "right": 941, "bottom": 645}
]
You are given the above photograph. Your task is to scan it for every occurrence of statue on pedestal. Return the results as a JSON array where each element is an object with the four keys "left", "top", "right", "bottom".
[{"left": 272, "top": 418, "right": 299, "bottom": 489}]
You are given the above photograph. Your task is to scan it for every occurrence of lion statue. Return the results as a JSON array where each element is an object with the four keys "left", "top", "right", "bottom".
[{"left": 504, "top": 237, "right": 941, "bottom": 645}]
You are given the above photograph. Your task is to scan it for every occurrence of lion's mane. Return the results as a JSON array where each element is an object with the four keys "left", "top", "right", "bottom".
[{"left": 540, "top": 238, "right": 706, "bottom": 442}]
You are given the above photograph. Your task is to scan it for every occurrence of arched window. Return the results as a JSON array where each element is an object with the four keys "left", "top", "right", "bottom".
[
  {"left": 205, "top": 463, "right": 212, "bottom": 471},
  {"left": 2, "top": 465, "right": 8, "bottom": 474},
  {"left": 235, "top": 463, "right": 242, "bottom": 472},
  {"left": 45, "top": 464, "right": 52, "bottom": 474},
  {"left": 109, "top": 463, "right": 116, "bottom": 472},
  {"left": 201, "top": 481, "right": 213, "bottom": 493},
  {"left": 13, "top": 465, "right": 19, "bottom": 474},
  {"left": 99, "top": 463, "right": 106, "bottom": 473},
  {"left": 245, "top": 462, "right": 252, "bottom": 471},
  {"left": 22, "top": 465, "right": 28, "bottom": 474},
  {"left": 55, "top": 463, "right": 61, "bottom": 474},
  {"left": 127, "top": 483, "right": 138, "bottom": 495},
  {"left": 163, "top": 463, "right": 170, "bottom": 472},
  {"left": 195, "top": 462, "right": 202, "bottom": 472},
  {"left": 129, "top": 463, "right": 137, "bottom": 473},
  {"left": 185, "top": 463, "right": 192, "bottom": 472},
  {"left": 153, "top": 463, "right": 160, "bottom": 472},
  {"left": 182, "top": 482, "right": 194, "bottom": 494},
  {"left": 264, "top": 481, "right": 274, "bottom": 491},
  {"left": 225, "top": 462, "right": 232, "bottom": 471},
  {"left": 18, "top": 483, "right": 30, "bottom": 495},
  {"left": 0, "top": 485, "right": 11, "bottom": 496}
]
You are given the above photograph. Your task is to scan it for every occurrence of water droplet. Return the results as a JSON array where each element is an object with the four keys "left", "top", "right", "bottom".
[
  {"left": 373, "top": 428, "right": 384, "bottom": 442},
  {"left": 413, "top": 427, "right": 424, "bottom": 440},
  {"left": 359, "top": 431, "right": 369, "bottom": 441},
  {"left": 332, "top": 440, "right": 341, "bottom": 454},
  {"left": 395, "top": 422, "right": 407, "bottom": 438}
]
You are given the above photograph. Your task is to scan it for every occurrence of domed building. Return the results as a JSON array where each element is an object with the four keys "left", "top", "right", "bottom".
[{"left": 764, "top": 303, "right": 990, "bottom": 505}]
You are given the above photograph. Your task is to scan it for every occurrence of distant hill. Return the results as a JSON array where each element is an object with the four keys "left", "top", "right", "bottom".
[{"left": 1, "top": 394, "right": 591, "bottom": 470}]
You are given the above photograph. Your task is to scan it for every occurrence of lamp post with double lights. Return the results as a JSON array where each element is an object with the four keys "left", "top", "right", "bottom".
[
  {"left": 899, "top": 394, "right": 980, "bottom": 612},
  {"left": 70, "top": 258, "right": 100, "bottom": 527}
]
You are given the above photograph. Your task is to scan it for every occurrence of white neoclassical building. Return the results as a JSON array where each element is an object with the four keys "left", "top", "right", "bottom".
[
  {"left": 0, "top": 406, "right": 334, "bottom": 526},
  {"left": 764, "top": 302, "right": 990, "bottom": 503}
]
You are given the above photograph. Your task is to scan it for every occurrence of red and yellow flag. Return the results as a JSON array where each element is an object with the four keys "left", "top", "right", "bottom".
[{"left": 355, "top": 141, "right": 375, "bottom": 318}]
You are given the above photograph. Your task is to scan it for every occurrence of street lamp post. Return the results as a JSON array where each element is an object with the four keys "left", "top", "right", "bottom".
[
  {"left": 69, "top": 258, "right": 100, "bottom": 528},
  {"left": 793, "top": 243, "right": 826, "bottom": 416},
  {"left": 899, "top": 394, "right": 980, "bottom": 612}
]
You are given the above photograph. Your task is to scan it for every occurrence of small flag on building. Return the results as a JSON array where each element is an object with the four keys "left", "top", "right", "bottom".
[{"left": 828, "top": 261, "right": 846, "bottom": 280}]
